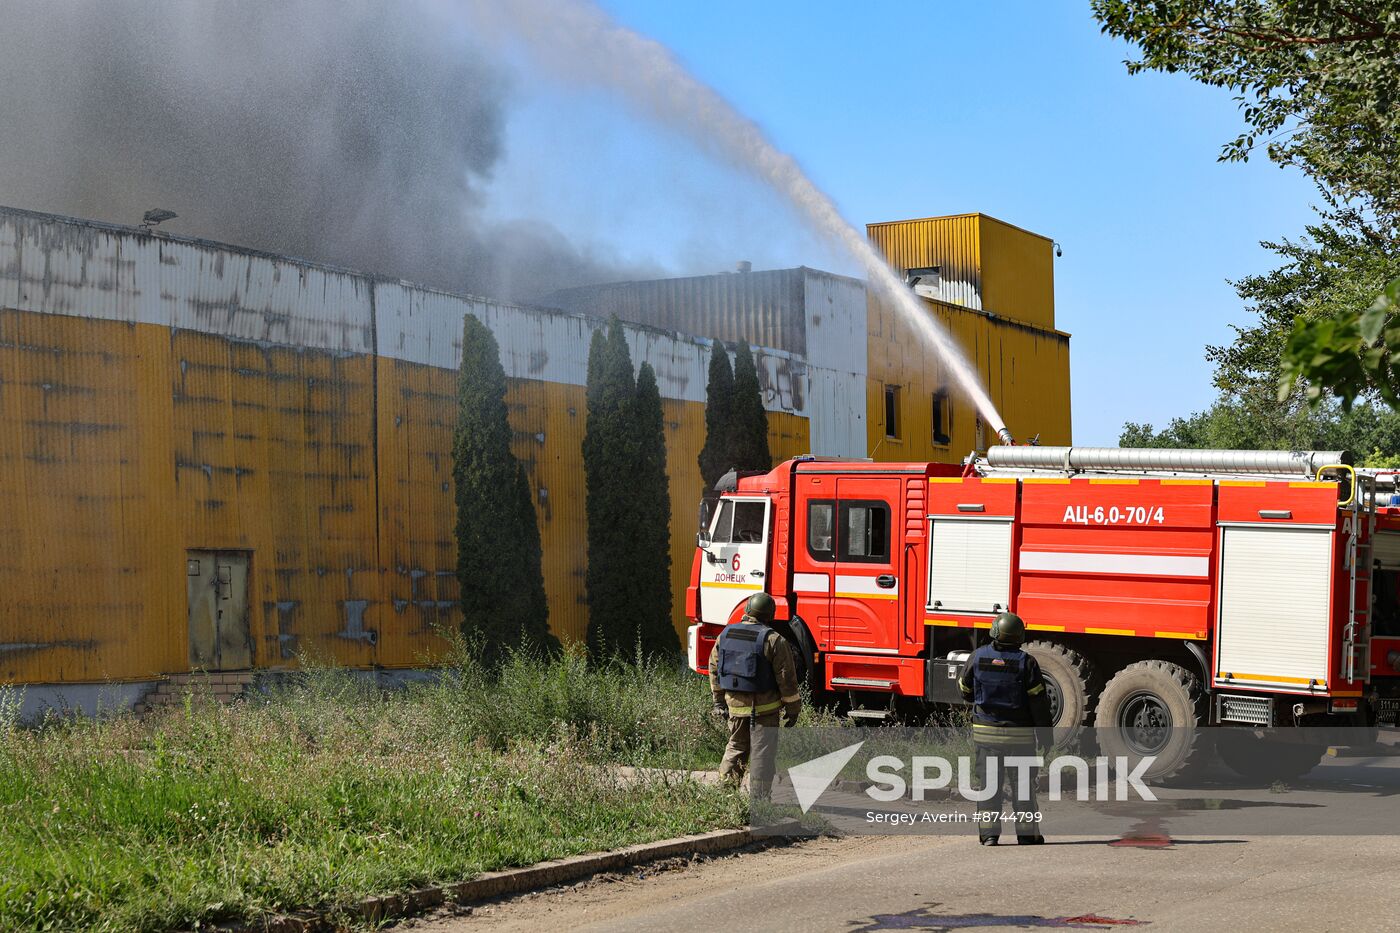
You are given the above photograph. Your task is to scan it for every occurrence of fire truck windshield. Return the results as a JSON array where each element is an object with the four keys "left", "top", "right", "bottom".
[{"left": 710, "top": 500, "right": 766, "bottom": 544}]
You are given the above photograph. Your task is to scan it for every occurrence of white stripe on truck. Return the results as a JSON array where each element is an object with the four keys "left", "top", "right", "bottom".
[
  {"left": 834, "top": 574, "right": 898, "bottom": 599},
  {"left": 1019, "top": 551, "right": 1209, "bottom": 577}
]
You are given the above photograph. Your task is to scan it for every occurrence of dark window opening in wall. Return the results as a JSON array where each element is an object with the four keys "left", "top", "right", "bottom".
[
  {"left": 932, "top": 389, "right": 951, "bottom": 446},
  {"left": 884, "top": 385, "right": 901, "bottom": 440},
  {"left": 905, "top": 266, "right": 941, "bottom": 300}
]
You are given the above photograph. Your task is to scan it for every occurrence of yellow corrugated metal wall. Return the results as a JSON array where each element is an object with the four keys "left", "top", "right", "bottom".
[
  {"left": 865, "top": 214, "right": 1071, "bottom": 461},
  {"left": 0, "top": 307, "right": 807, "bottom": 682},
  {"left": 0, "top": 310, "right": 181, "bottom": 682},
  {"left": 867, "top": 214, "right": 983, "bottom": 311},
  {"left": 374, "top": 360, "right": 807, "bottom": 652},
  {"left": 172, "top": 332, "right": 386, "bottom": 671},
  {"left": 977, "top": 215, "right": 1055, "bottom": 330}
]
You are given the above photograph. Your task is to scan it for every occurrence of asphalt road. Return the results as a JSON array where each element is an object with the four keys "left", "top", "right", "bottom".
[
  {"left": 415, "top": 831, "right": 1398, "bottom": 932},
  {"left": 411, "top": 749, "right": 1400, "bottom": 932}
]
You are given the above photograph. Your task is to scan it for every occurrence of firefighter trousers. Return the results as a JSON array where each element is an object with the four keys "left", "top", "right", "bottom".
[
  {"left": 973, "top": 741, "right": 1043, "bottom": 842},
  {"left": 720, "top": 714, "right": 780, "bottom": 799}
]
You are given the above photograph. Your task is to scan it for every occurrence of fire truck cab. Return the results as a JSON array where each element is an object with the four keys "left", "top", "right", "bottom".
[{"left": 688, "top": 446, "right": 1400, "bottom": 779}]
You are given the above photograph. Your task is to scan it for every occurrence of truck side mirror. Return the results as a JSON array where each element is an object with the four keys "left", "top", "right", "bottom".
[{"left": 697, "top": 499, "right": 713, "bottom": 549}]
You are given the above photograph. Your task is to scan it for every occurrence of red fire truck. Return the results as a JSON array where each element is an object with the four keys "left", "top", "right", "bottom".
[{"left": 687, "top": 446, "right": 1400, "bottom": 778}]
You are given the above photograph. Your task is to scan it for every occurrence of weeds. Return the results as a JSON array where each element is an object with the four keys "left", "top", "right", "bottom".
[{"left": 0, "top": 649, "right": 743, "bottom": 932}]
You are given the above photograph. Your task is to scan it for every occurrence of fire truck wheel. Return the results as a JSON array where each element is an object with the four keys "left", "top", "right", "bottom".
[
  {"left": 1023, "top": 641, "right": 1096, "bottom": 747},
  {"left": 1217, "top": 734, "right": 1326, "bottom": 784},
  {"left": 1094, "top": 660, "right": 1207, "bottom": 782},
  {"left": 785, "top": 615, "right": 820, "bottom": 697}
]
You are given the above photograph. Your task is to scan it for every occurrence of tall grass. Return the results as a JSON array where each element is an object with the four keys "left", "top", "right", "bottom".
[
  {"left": 0, "top": 650, "right": 743, "bottom": 932},
  {"left": 413, "top": 645, "right": 730, "bottom": 768}
]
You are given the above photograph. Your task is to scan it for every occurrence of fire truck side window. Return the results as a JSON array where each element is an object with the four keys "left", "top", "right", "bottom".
[
  {"left": 808, "top": 500, "right": 835, "bottom": 560},
  {"left": 711, "top": 500, "right": 734, "bottom": 543},
  {"left": 838, "top": 500, "right": 890, "bottom": 563}
]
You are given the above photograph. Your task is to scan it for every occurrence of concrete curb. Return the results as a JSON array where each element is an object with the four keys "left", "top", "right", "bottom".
[{"left": 234, "top": 827, "right": 755, "bottom": 932}]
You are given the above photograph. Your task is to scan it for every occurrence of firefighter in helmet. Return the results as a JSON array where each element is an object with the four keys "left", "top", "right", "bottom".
[
  {"left": 708, "top": 592, "right": 802, "bottom": 798},
  {"left": 958, "top": 611, "right": 1053, "bottom": 845}
]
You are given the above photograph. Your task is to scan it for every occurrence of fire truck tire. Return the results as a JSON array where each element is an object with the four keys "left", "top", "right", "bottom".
[
  {"left": 1023, "top": 641, "right": 1096, "bottom": 747},
  {"left": 1094, "top": 660, "right": 1207, "bottom": 782},
  {"left": 786, "top": 616, "right": 819, "bottom": 694},
  {"left": 1217, "top": 735, "right": 1326, "bottom": 783}
]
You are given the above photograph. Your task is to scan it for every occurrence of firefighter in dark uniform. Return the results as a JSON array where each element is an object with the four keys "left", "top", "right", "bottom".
[
  {"left": 708, "top": 592, "right": 802, "bottom": 799},
  {"left": 958, "top": 612, "right": 1053, "bottom": 845}
]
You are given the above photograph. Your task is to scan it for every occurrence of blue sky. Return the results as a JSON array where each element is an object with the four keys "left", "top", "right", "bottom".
[{"left": 480, "top": 1, "right": 1324, "bottom": 446}]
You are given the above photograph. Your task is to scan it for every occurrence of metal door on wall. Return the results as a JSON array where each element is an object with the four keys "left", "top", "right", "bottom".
[{"left": 186, "top": 550, "right": 252, "bottom": 670}]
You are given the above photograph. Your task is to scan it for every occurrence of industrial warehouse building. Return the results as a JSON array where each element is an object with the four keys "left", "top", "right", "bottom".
[
  {"left": 548, "top": 213, "right": 1072, "bottom": 461},
  {"left": 0, "top": 205, "right": 1069, "bottom": 713}
]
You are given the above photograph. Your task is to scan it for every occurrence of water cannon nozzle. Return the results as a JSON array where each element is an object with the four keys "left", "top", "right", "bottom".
[{"left": 996, "top": 427, "right": 1015, "bottom": 446}]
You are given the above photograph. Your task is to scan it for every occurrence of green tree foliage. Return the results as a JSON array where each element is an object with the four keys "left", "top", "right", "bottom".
[
  {"left": 1094, "top": 1, "right": 1400, "bottom": 407},
  {"left": 633, "top": 363, "right": 677, "bottom": 655},
  {"left": 1279, "top": 275, "right": 1400, "bottom": 406},
  {"left": 1120, "top": 389, "right": 1400, "bottom": 464},
  {"left": 697, "top": 340, "right": 771, "bottom": 494},
  {"left": 584, "top": 318, "right": 679, "bottom": 660},
  {"left": 452, "top": 315, "right": 558, "bottom": 666},
  {"left": 1210, "top": 218, "right": 1400, "bottom": 395},
  {"left": 583, "top": 323, "right": 633, "bottom": 660},
  {"left": 1094, "top": 1, "right": 1400, "bottom": 210},
  {"left": 730, "top": 340, "right": 772, "bottom": 473},
  {"left": 510, "top": 463, "right": 551, "bottom": 636},
  {"left": 697, "top": 342, "right": 735, "bottom": 493}
]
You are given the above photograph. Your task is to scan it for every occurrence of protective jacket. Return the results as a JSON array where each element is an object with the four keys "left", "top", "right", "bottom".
[
  {"left": 714, "top": 622, "right": 778, "bottom": 692},
  {"left": 958, "top": 642, "right": 1053, "bottom": 745},
  {"left": 709, "top": 615, "right": 800, "bottom": 718}
]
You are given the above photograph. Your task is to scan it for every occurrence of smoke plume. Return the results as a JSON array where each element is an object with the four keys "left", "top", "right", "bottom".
[{"left": 0, "top": 0, "right": 651, "bottom": 300}]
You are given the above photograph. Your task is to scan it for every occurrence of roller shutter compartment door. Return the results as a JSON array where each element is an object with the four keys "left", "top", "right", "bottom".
[
  {"left": 1216, "top": 526, "right": 1332, "bottom": 689},
  {"left": 927, "top": 518, "right": 1012, "bottom": 614},
  {"left": 1372, "top": 531, "right": 1400, "bottom": 569}
]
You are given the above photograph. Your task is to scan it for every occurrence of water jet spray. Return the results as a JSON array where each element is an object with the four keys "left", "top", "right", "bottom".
[{"left": 458, "top": 0, "right": 1012, "bottom": 441}]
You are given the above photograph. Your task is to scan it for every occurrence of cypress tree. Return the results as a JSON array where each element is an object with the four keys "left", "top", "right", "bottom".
[
  {"left": 697, "top": 342, "right": 735, "bottom": 494},
  {"left": 583, "top": 318, "right": 638, "bottom": 660},
  {"left": 511, "top": 461, "right": 551, "bottom": 637},
  {"left": 731, "top": 340, "right": 772, "bottom": 472},
  {"left": 632, "top": 362, "right": 679, "bottom": 657},
  {"left": 453, "top": 315, "right": 558, "bottom": 666}
]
